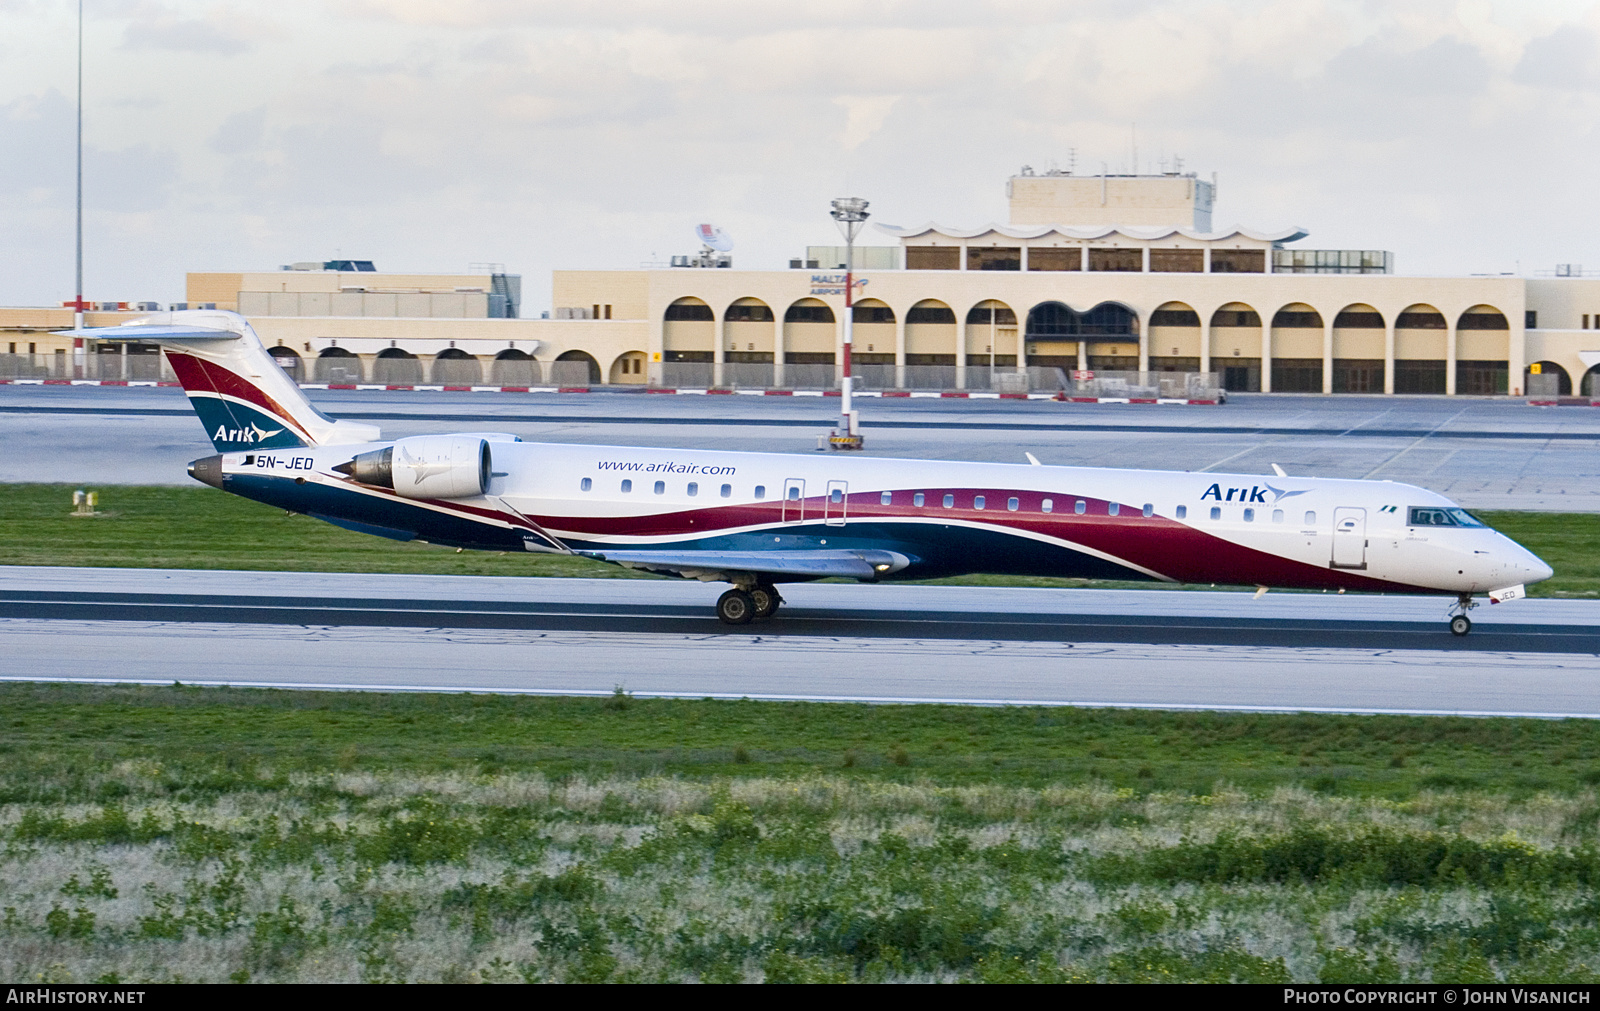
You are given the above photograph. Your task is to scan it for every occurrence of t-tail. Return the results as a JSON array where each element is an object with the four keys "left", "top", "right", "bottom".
[{"left": 55, "top": 310, "right": 380, "bottom": 452}]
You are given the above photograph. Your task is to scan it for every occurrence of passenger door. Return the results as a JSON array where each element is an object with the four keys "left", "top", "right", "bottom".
[
  {"left": 825, "top": 480, "right": 848, "bottom": 526},
  {"left": 1331, "top": 507, "right": 1367, "bottom": 569},
  {"left": 782, "top": 478, "right": 805, "bottom": 523}
]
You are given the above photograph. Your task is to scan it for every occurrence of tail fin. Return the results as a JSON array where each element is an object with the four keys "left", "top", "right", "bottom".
[{"left": 56, "top": 310, "right": 380, "bottom": 452}]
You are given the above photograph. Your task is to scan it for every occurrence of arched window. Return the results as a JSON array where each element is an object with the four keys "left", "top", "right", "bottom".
[
  {"left": 664, "top": 300, "right": 714, "bottom": 321},
  {"left": 1026, "top": 301, "right": 1077, "bottom": 338},
  {"left": 784, "top": 301, "right": 836, "bottom": 323},
  {"left": 1079, "top": 302, "right": 1136, "bottom": 336},
  {"left": 904, "top": 302, "right": 955, "bottom": 325},
  {"left": 1528, "top": 362, "right": 1572, "bottom": 396}
]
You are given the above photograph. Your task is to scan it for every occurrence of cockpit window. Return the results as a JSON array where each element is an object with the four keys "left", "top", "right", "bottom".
[{"left": 1408, "top": 506, "right": 1486, "bottom": 528}]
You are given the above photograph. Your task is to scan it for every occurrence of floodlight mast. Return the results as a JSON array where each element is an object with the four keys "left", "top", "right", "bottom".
[
  {"left": 829, "top": 196, "right": 869, "bottom": 449},
  {"left": 73, "top": 0, "right": 84, "bottom": 366}
]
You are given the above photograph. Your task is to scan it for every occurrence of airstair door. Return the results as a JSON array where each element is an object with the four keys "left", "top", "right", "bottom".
[
  {"left": 782, "top": 478, "right": 805, "bottom": 523},
  {"left": 825, "top": 480, "right": 848, "bottom": 526},
  {"left": 1331, "top": 507, "right": 1368, "bottom": 569}
]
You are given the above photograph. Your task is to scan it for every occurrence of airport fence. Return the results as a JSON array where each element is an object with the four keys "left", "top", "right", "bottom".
[{"left": 0, "top": 352, "right": 175, "bottom": 382}]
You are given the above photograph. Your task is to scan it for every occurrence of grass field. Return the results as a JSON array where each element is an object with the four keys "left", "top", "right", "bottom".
[
  {"left": 2, "top": 483, "right": 1597, "bottom": 595},
  {"left": 5, "top": 684, "right": 1600, "bottom": 983}
]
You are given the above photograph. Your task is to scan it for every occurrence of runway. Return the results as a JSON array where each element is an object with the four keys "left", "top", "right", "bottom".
[
  {"left": 4, "top": 567, "right": 1600, "bottom": 717},
  {"left": 7, "top": 385, "right": 1600, "bottom": 510}
]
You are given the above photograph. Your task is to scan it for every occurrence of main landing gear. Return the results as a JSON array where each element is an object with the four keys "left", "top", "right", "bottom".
[
  {"left": 716, "top": 584, "right": 783, "bottom": 625},
  {"left": 1448, "top": 593, "right": 1478, "bottom": 637}
]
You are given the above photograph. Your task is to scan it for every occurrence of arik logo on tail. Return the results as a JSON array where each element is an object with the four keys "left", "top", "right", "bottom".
[
  {"left": 214, "top": 422, "right": 284, "bottom": 444},
  {"left": 1200, "top": 483, "right": 1310, "bottom": 504}
]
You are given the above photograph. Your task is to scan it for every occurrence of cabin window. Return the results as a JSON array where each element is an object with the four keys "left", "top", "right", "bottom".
[
  {"left": 1305, "top": 510, "right": 1317, "bottom": 524},
  {"left": 787, "top": 486, "right": 801, "bottom": 501},
  {"left": 580, "top": 477, "right": 592, "bottom": 492},
  {"left": 1243, "top": 508, "right": 1255, "bottom": 522},
  {"left": 653, "top": 481, "right": 665, "bottom": 494},
  {"left": 1210, "top": 507, "right": 1222, "bottom": 520},
  {"left": 1108, "top": 502, "right": 1120, "bottom": 516},
  {"left": 1042, "top": 499, "right": 1053, "bottom": 513},
  {"left": 621, "top": 479, "right": 632, "bottom": 493},
  {"left": 687, "top": 482, "right": 698, "bottom": 496},
  {"left": 721, "top": 484, "right": 732, "bottom": 498},
  {"left": 1008, "top": 497, "right": 1019, "bottom": 511},
  {"left": 974, "top": 495, "right": 986, "bottom": 510},
  {"left": 1273, "top": 509, "right": 1283, "bottom": 523},
  {"left": 914, "top": 492, "right": 925, "bottom": 507},
  {"left": 754, "top": 485, "right": 765, "bottom": 499},
  {"left": 1176, "top": 505, "right": 1187, "bottom": 519},
  {"left": 881, "top": 491, "right": 892, "bottom": 505},
  {"left": 830, "top": 488, "right": 843, "bottom": 504},
  {"left": 943, "top": 494, "right": 955, "bottom": 508},
  {"left": 1142, "top": 503, "right": 1153, "bottom": 517},
  {"left": 1074, "top": 500, "right": 1086, "bottom": 515}
]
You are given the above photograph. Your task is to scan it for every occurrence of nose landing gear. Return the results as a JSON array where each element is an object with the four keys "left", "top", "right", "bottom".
[{"left": 1448, "top": 593, "right": 1478, "bottom": 636}]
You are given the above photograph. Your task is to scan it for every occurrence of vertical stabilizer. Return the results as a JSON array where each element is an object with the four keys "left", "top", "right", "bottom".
[{"left": 55, "top": 310, "right": 380, "bottom": 452}]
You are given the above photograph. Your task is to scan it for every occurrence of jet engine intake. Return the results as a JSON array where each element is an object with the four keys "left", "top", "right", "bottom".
[{"left": 335, "top": 436, "right": 490, "bottom": 499}]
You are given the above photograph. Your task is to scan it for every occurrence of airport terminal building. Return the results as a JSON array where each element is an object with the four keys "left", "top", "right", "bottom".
[{"left": 5, "top": 171, "right": 1600, "bottom": 397}]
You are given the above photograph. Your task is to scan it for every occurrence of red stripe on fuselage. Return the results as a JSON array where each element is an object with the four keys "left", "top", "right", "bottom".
[
  {"left": 165, "top": 353, "right": 313, "bottom": 441},
  {"left": 528, "top": 486, "right": 1430, "bottom": 593}
]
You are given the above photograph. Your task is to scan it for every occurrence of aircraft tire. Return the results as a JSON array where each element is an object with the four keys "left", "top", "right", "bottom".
[
  {"left": 751, "top": 585, "right": 780, "bottom": 620},
  {"left": 717, "top": 589, "right": 756, "bottom": 625},
  {"left": 1450, "top": 615, "right": 1472, "bottom": 637}
]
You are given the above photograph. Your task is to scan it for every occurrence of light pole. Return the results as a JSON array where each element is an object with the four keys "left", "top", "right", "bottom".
[
  {"left": 829, "top": 196, "right": 868, "bottom": 449},
  {"left": 73, "top": 0, "right": 85, "bottom": 374}
]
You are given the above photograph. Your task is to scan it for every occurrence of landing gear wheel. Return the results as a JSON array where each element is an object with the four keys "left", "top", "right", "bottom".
[
  {"left": 1450, "top": 615, "right": 1472, "bottom": 637},
  {"left": 717, "top": 589, "right": 756, "bottom": 625},
  {"left": 750, "top": 585, "right": 782, "bottom": 619}
]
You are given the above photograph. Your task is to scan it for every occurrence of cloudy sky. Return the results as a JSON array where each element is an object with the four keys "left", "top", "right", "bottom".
[{"left": 3, "top": 0, "right": 1600, "bottom": 310}]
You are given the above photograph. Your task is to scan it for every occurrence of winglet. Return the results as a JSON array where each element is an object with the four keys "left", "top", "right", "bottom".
[
  {"left": 1271, "top": 463, "right": 1288, "bottom": 477},
  {"left": 1025, "top": 452, "right": 1042, "bottom": 466}
]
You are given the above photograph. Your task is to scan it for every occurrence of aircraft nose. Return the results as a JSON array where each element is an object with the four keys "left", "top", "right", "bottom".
[{"left": 1528, "top": 555, "right": 1554, "bottom": 584}]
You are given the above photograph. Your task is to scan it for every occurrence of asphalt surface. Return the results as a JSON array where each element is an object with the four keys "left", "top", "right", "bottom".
[
  {"left": 5, "top": 385, "right": 1600, "bottom": 510},
  {"left": 5, "top": 569, "right": 1600, "bottom": 715}
]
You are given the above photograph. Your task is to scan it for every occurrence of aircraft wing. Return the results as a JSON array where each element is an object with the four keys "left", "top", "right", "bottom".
[{"left": 574, "top": 548, "right": 912, "bottom": 581}]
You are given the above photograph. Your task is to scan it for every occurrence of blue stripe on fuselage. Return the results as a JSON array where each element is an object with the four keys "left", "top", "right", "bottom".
[{"left": 225, "top": 472, "right": 1154, "bottom": 580}]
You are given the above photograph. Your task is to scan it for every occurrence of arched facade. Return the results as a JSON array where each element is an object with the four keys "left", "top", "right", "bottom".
[
  {"left": 1268, "top": 302, "right": 1324, "bottom": 393},
  {"left": 904, "top": 300, "right": 956, "bottom": 388},
  {"left": 491, "top": 348, "right": 539, "bottom": 387},
  {"left": 1209, "top": 302, "right": 1263, "bottom": 392},
  {"left": 663, "top": 297, "right": 714, "bottom": 368},
  {"left": 782, "top": 298, "right": 836, "bottom": 388},
  {"left": 431, "top": 347, "right": 481, "bottom": 386},
  {"left": 719, "top": 297, "right": 775, "bottom": 388},
  {"left": 1527, "top": 361, "right": 1572, "bottom": 397},
  {"left": 1395, "top": 304, "right": 1447, "bottom": 394},
  {"left": 553, "top": 349, "right": 601, "bottom": 386},
  {"left": 314, "top": 346, "right": 360, "bottom": 384},
  {"left": 372, "top": 347, "right": 421, "bottom": 385},
  {"left": 609, "top": 350, "right": 647, "bottom": 384},
  {"left": 1457, "top": 305, "right": 1511, "bottom": 395},
  {"left": 1330, "top": 303, "right": 1384, "bottom": 393},
  {"left": 1148, "top": 301, "right": 1201, "bottom": 369},
  {"left": 267, "top": 345, "right": 303, "bottom": 382}
]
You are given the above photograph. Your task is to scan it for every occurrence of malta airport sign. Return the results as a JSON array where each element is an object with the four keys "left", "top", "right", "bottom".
[{"left": 810, "top": 275, "right": 870, "bottom": 296}]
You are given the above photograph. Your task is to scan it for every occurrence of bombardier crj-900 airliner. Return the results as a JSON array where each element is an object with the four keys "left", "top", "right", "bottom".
[{"left": 64, "top": 310, "right": 1552, "bottom": 634}]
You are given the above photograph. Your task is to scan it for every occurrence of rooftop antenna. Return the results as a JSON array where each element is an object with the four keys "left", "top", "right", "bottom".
[
  {"left": 1131, "top": 122, "right": 1138, "bottom": 175},
  {"left": 1066, "top": 147, "right": 1076, "bottom": 175},
  {"left": 695, "top": 223, "right": 733, "bottom": 254}
]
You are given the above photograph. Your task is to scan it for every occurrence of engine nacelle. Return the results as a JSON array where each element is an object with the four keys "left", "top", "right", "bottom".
[{"left": 338, "top": 436, "right": 491, "bottom": 499}]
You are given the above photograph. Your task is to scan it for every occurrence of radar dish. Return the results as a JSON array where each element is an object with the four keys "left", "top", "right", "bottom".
[{"left": 696, "top": 223, "right": 733, "bottom": 252}]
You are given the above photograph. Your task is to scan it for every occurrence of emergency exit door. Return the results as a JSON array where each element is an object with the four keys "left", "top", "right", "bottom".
[
  {"left": 825, "top": 480, "right": 848, "bottom": 526},
  {"left": 1331, "top": 507, "right": 1367, "bottom": 569},
  {"left": 782, "top": 479, "right": 805, "bottom": 523}
]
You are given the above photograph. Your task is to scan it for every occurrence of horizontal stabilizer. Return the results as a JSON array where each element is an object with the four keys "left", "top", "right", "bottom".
[
  {"left": 53, "top": 324, "right": 241, "bottom": 342},
  {"left": 575, "top": 548, "right": 912, "bottom": 581}
]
